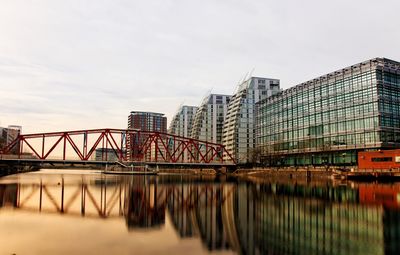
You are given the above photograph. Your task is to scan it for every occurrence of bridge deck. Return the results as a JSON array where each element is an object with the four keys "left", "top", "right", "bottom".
[{"left": 0, "top": 158, "right": 235, "bottom": 168}]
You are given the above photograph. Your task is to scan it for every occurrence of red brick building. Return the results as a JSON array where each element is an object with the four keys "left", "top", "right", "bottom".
[
  {"left": 127, "top": 111, "right": 167, "bottom": 161},
  {"left": 358, "top": 149, "right": 400, "bottom": 169},
  {"left": 128, "top": 111, "right": 167, "bottom": 132}
]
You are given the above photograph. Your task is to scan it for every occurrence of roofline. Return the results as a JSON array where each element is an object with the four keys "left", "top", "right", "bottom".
[
  {"left": 262, "top": 57, "right": 400, "bottom": 102},
  {"left": 129, "top": 111, "right": 166, "bottom": 116},
  {"left": 247, "top": 76, "right": 280, "bottom": 81}
]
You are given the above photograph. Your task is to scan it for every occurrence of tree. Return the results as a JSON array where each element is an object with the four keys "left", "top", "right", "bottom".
[{"left": 249, "top": 147, "right": 262, "bottom": 165}]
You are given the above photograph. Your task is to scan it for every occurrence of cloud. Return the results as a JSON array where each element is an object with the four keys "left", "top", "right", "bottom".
[{"left": 0, "top": 0, "right": 399, "bottom": 133}]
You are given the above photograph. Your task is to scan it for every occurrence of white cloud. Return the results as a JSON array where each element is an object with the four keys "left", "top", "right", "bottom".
[{"left": 0, "top": 0, "right": 399, "bottom": 133}]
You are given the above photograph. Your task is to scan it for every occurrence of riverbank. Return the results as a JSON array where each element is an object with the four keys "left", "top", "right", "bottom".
[
  {"left": 232, "top": 168, "right": 334, "bottom": 183},
  {"left": 0, "top": 164, "right": 40, "bottom": 177}
]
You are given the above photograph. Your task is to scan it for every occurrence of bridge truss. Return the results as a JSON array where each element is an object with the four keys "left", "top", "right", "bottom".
[{"left": 0, "top": 128, "right": 235, "bottom": 164}]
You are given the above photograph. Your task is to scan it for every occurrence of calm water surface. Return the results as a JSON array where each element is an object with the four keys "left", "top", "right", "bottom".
[{"left": 0, "top": 169, "right": 400, "bottom": 255}]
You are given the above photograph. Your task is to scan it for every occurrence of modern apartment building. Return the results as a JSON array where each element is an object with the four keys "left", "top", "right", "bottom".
[
  {"left": 0, "top": 127, "right": 5, "bottom": 149},
  {"left": 222, "top": 77, "right": 280, "bottom": 163},
  {"left": 5, "top": 125, "right": 21, "bottom": 144},
  {"left": 93, "top": 148, "right": 120, "bottom": 161},
  {"left": 168, "top": 105, "right": 198, "bottom": 138},
  {"left": 128, "top": 111, "right": 167, "bottom": 132},
  {"left": 256, "top": 58, "right": 400, "bottom": 166},
  {"left": 191, "top": 94, "right": 231, "bottom": 144},
  {"left": 127, "top": 111, "right": 167, "bottom": 160},
  {"left": 0, "top": 125, "right": 22, "bottom": 154}
]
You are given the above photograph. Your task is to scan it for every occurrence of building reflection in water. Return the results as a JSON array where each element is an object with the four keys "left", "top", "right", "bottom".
[
  {"left": 256, "top": 184, "right": 380, "bottom": 255},
  {"left": 0, "top": 184, "right": 18, "bottom": 207},
  {"left": 167, "top": 183, "right": 234, "bottom": 251},
  {"left": 1, "top": 173, "right": 400, "bottom": 254},
  {"left": 124, "top": 177, "right": 165, "bottom": 229}
]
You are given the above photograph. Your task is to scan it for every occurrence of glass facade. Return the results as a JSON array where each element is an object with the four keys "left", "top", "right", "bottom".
[{"left": 256, "top": 58, "right": 400, "bottom": 166}]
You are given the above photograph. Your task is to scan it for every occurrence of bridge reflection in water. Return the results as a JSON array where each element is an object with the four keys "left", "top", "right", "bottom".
[{"left": 1, "top": 171, "right": 400, "bottom": 255}]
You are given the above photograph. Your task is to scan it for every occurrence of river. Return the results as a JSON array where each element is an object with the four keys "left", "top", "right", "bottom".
[{"left": 0, "top": 169, "right": 399, "bottom": 255}]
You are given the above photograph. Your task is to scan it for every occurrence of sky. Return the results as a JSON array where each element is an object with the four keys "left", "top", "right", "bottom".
[{"left": 1, "top": 0, "right": 399, "bottom": 134}]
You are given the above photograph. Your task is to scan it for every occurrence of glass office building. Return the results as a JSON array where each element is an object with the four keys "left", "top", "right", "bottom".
[{"left": 256, "top": 58, "right": 400, "bottom": 166}]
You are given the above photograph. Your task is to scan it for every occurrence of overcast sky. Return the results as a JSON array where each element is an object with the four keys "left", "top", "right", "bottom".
[{"left": 1, "top": 0, "right": 399, "bottom": 134}]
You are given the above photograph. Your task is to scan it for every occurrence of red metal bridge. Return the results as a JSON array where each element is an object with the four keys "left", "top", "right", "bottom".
[{"left": 0, "top": 128, "right": 236, "bottom": 167}]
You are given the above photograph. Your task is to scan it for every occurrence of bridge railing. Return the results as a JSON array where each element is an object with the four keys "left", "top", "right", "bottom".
[{"left": 0, "top": 128, "right": 236, "bottom": 165}]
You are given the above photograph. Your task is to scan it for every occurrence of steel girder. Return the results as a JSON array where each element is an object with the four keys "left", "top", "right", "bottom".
[{"left": 0, "top": 128, "right": 236, "bottom": 164}]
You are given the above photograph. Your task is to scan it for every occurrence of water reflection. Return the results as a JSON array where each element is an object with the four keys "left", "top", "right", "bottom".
[
  {"left": 125, "top": 178, "right": 165, "bottom": 229},
  {"left": 1, "top": 171, "right": 400, "bottom": 254}
]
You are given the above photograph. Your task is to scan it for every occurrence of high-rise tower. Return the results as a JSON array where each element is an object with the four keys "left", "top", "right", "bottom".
[{"left": 223, "top": 77, "right": 280, "bottom": 163}]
